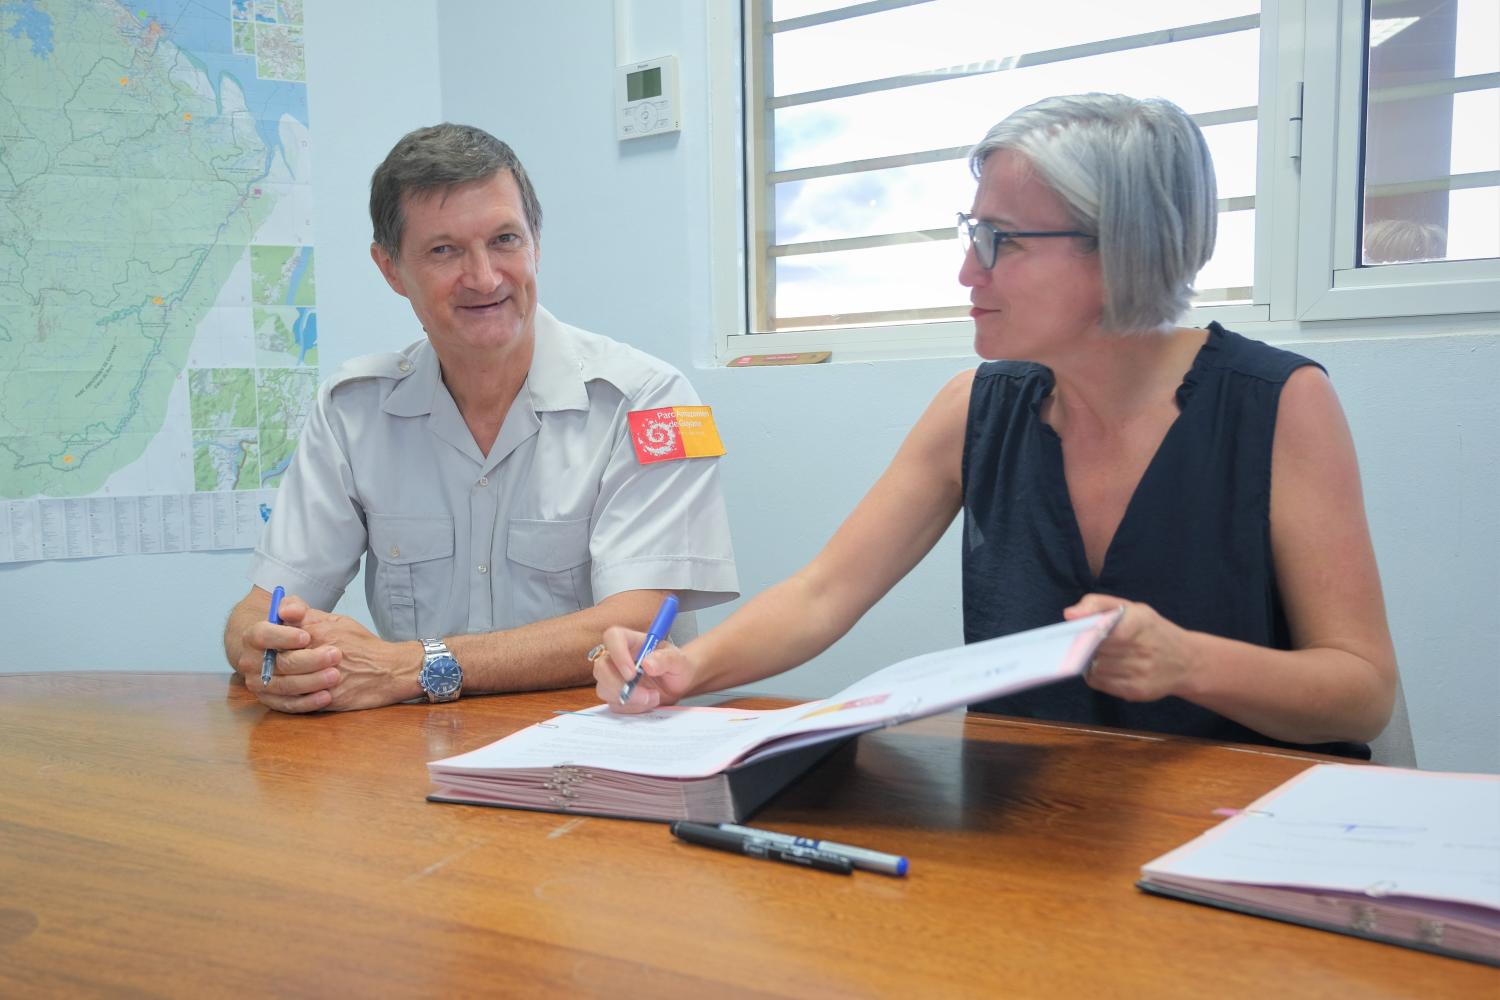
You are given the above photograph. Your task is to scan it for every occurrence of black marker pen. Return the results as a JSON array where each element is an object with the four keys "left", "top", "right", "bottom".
[{"left": 669, "top": 821, "right": 853, "bottom": 874}]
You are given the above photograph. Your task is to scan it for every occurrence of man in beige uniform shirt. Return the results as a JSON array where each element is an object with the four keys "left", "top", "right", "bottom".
[{"left": 223, "top": 124, "right": 737, "bottom": 713}]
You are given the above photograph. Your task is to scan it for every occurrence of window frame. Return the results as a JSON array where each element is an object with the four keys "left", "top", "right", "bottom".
[
  {"left": 1294, "top": 0, "right": 1500, "bottom": 322},
  {"left": 708, "top": 0, "right": 1499, "bottom": 364}
]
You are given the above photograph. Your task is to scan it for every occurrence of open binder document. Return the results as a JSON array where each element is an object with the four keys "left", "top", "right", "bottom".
[
  {"left": 1139, "top": 763, "right": 1500, "bottom": 966},
  {"left": 428, "top": 609, "right": 1122, "bottom": 823}
]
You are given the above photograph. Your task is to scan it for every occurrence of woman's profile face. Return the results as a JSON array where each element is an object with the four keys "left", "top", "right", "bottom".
[{"left": 960, "top": 150, "right": 1105, "bottom": 362}]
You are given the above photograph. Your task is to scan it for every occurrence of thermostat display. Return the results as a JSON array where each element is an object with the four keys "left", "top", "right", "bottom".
[
  {"left": 627, "top": 66, "right": 661, "bottom": 102},
  {"left": 617, "top": 56, "right": 680, "bottom": 140}
]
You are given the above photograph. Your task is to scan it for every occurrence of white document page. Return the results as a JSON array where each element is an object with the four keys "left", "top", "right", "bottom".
[
  {"left": 432, "top": 610, "right": 1120, "bottom": 780},
  {"left": 435, "top": 704, "right": 805, "bottom": 778},
  {"left": 769, "top": 610, "right": 1120, "bottom": 739},
  {"left": 1143, "top": 763, "right": 1500, "bottom": 911}
]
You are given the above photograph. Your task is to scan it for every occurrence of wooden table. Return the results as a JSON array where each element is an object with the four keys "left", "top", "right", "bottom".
[{"left": 1, "top": 673, "right": 1491, "bottom": 998}]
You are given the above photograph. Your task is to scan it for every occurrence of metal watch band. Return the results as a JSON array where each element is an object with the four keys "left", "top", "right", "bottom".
[{"left": 419, "top": 638, "right": 461, "bottom": 703}]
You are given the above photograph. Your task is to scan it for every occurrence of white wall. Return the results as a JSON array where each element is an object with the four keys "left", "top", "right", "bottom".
[{"left": 4, "top": 0, "right": 1494, "bottom": 776}]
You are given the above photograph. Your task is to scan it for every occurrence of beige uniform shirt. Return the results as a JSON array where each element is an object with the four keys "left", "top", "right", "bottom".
[{"left": 249, "top": 307, "right": 738, "bottom": 640}]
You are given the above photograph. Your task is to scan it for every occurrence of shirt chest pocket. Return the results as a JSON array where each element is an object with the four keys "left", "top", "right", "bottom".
[
  {"left": 367, "top": 514, "right": 454, "bottom": 640},
  {"left": 507, "top": 517, "right": 591, "bottom": 620}
]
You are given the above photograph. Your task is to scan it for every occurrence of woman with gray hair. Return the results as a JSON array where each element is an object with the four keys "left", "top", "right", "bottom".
[{"left": 595, "top": 93, "right": 1396, "bottom": 757}]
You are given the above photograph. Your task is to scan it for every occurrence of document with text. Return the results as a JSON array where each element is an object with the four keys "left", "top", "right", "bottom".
[
  {"left": 1140, "top": 763, "right": 1500, "bottom": 966},
  {"left": 427, "top": 609, "right": 1121, "bottom": 822}
]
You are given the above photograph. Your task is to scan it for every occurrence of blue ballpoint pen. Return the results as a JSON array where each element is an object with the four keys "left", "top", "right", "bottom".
[
  {"left": 619, "top": 594, "right": 678, "bottom": 703},
  {"left": 260, "top": 585, "right": 285, "bottom": 686}
]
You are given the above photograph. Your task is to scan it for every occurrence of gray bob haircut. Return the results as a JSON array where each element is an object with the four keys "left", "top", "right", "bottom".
[
  {"left": 969, "top": 94, "right": 1217, "bottom": 332},
  {"left": 370, "top": 123, "right": 542, "bottom": 258}
]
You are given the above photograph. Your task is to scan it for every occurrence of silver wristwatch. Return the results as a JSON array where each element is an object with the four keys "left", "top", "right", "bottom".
[{"left": 418, "top": 638, "right": 463, "bottom": 703}]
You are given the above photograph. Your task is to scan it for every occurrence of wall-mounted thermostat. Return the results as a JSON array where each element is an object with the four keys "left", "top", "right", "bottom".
[{"left": 617, "top": 56, "right": 680, "bottom": 140}]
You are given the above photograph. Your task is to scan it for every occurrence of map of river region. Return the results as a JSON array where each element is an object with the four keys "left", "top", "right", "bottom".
[{"left": 0, "top": 0, "right": 314, "bottom": 562}]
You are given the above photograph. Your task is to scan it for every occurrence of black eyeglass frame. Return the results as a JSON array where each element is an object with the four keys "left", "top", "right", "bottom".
[{"left": 956, "top": 212, "right": 1090, "bottom": 269}]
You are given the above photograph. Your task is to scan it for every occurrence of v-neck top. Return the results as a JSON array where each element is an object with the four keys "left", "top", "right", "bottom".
[{"left": 960, "top": 322, "right": 1369, "bottom": 758}]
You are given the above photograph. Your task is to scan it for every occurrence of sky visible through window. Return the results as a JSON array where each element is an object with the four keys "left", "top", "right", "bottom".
[
  {"left": 764, "top": 1, "right": 1260, "bottom": 326},
  {"left": 761, "top": 0, "right": 1497, "bottom": 328}
]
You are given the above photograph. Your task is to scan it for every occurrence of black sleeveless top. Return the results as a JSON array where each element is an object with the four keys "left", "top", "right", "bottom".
[{"left": 961, "top": 323, "right": 1369, "bottom": 758}]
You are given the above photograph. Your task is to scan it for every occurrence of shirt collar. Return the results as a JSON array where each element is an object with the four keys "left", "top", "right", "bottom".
[
  {"left": 524, "top": 305, "right": 591, "bottom": 413},
  {"left": 381, "top": 304, "right": 589, "bottom": 419},
  {"left": 382, "top": 339, "right": 443, "bottom": 418}
]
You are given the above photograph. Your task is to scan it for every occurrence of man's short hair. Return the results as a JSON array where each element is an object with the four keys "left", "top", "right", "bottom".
[
  {"left": 1363, "top": 218, "right": 1446, "bottom": 263},
  {"left": 970, "top": 94, "right": 1218, "bottom": 332},
  {"left": 369, "top": 123, "right": 543, "bottom": 258}
]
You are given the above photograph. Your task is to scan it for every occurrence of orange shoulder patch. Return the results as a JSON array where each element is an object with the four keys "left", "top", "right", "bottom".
[{"left": 627, "top": 406, "right": 726, "bottom": 464}]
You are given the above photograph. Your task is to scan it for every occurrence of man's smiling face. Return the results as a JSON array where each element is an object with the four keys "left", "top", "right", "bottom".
[{"left": 371, "top": 169, "right": 539, "bottom": 361}]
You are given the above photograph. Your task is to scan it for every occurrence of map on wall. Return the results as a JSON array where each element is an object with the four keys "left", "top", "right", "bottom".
[{"left": 0, "top": 0, "right": 314, "bottom": 562}]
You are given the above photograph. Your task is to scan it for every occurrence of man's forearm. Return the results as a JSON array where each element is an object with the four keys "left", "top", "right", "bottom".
[
  {"left": 443, "top": 589, "right": 669, "bottom": 695},
  {"left": 245, "top": 588, "right": 671, "bottom": 712}
]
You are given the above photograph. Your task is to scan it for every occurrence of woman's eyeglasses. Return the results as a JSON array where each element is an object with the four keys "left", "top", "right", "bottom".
[{"left": 957, "top": 212, "right": 1090, "bottom": 269}]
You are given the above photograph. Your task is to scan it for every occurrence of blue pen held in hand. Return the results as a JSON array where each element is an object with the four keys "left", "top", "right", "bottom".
[
  {"left": 260, "top": 585, "right": 285, "bottom": 687},
  {"left": 619, "top": 594, "right": 678, "bottom": 703}
]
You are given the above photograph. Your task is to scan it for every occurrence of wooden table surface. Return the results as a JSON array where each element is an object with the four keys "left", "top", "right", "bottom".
[{"left": 1, "top": 672, "right": 1492, "bottom": 998}]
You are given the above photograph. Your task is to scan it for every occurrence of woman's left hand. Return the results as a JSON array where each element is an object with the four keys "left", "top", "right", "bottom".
[{"left": 1064, "top": 595, "right": 1194, "bottom": 702}]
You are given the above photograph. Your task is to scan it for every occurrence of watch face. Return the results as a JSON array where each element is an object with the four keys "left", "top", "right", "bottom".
[{"left": 422, "top": 655, "right": 462, "bottom": 696}]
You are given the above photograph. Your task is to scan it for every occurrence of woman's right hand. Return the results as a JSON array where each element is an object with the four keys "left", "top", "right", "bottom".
[{"left": 593, "top": 624, "right": 700, "bottom": 713}]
